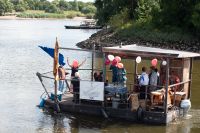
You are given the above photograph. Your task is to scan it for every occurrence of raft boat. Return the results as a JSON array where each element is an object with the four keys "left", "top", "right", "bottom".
[{"left": 37, "top": 41, "right": 200, "bottom": 125}]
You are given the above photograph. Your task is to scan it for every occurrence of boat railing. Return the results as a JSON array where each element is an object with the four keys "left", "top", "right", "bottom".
[
  {"left": 129, "top": 80, "right": 191, "bottom": 112},
  {"left": 37, "top": 70, "right": 191, "bottom": 113}
]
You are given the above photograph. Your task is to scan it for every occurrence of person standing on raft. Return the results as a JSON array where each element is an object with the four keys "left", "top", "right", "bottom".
[
  {"left": 67, "top": 57, "right": 86, "bottom": 92},
  {"left": 67, "top": 57, "right": 86, "bottom": 78}
]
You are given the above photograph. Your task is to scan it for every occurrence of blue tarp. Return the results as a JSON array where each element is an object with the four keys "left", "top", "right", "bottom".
[
  {"left": 105, "top": 85, "right": 128, "bottom": 95},
  {"left": 38, "top": 46, "right": 65, "bottom": 66}
]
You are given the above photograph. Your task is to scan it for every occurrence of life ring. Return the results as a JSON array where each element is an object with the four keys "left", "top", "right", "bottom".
[{"left": 137, "top": 106, "right": 144, "bottom": 121}]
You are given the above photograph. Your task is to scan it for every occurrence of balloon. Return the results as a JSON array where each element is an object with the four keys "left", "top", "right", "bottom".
[
  {"left": 105, "top": 59, "right": 110, "bottom": 65},
  {"left": 73, "top": 59, "right": 79, "bottom": 68},
  {"left": 117, "top": 63, "right": 124, "bottom": 69},
  {"left": 108, "top": 54, "right": 114, "bottom": 61},
  {"left": 151, "top": 58, "right": 158, "bottom": 66},
  {"left": 162, "top": 61, "right": 167, "bottom": 66},
  {"left": 136, "top": 56, "right": 142, "bottom": 63},
  {"left": 115, "top": 56, "right": 121, "bottom": 62},
  {"left": 112, "top": 59, "right": 117, "bottom": 66}
]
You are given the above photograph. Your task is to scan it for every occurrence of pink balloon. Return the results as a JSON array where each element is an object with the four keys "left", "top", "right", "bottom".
[
  {"left": 73, "top": 60, "right": 79, "bottom": 68},
  {"left": 117, "top": 63, "right": 124, "bottom": 69},
  {"left": 105, "top": 59, "right": 110, "bottom": 65},
  {"left": 112, "top": 59, "right": 118, "bottom": 66},
  {"left": 115, "top": 56, "right": 121, "bottom": 63},
  {"left": 151, "top": 58, "right": 158, "bottom": 66}
]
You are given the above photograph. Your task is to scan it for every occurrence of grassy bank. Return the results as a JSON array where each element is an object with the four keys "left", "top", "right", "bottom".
[{"left": 16, "top": 10, "right": 94, "bottom": 19}]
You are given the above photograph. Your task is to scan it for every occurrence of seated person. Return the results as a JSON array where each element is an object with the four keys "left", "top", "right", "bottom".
[
  {"left": 94, "top": 71, "right": 103, "bottom": 82},
  {"left": 139, "top": 67, "right": 149, "bottom": 99},
  {"left": 71, "top": 72, "right": 80, "bottom": 103},
  {"left": 170, "top": 71, "right": 180, "bottom": 91}
]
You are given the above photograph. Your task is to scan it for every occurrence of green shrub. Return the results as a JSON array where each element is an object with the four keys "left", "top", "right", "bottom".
[
  {"left": 191, "top": 2, "right": 200, "bottom": 32},
  {"left": 109, "top": 8, "right": 130, "bottom": 30},
  {"left": 85, "top": 13, "right": 94, "bottom": 19}
]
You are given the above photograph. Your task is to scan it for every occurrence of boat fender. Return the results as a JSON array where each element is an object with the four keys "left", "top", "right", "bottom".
[{"left": 137, "top": 106, "right": 144, "bottom": 121}]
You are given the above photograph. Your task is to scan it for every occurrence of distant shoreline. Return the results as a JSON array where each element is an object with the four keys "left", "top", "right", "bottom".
[{"left": 0, "top": 15, "right": 92, "bottom": 20}]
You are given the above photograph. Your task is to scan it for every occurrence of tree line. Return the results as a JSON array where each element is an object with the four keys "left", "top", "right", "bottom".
[
  {"left": 94, "top": 0, "right": 200, "bottom": 35},
  {"left": 0, "top": 0, "right": 96, "bottom": 15}
]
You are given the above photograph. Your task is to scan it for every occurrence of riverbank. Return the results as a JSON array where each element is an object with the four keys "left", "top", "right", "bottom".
[
  {"left": 76, "top": 28, "right": 200, "bottom": 53},
  {"left": 0, "top": 10, "right": 94, "bottom": 20},
  {"left": 0, "top": 15, "right": 91, "bottom": 21}
]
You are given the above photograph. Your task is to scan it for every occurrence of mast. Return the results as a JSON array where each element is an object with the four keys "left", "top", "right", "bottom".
[{"left": 53, "top": 38, "right": 60, "bottom": 112}]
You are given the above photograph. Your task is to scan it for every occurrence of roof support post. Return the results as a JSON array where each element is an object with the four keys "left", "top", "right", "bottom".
[
  {"left": 164, "top": 58, "right": 169, "bottom": 115},
  {"left": 134, "top": 59, "right": 138, "bottom": 92},
  {"left": 188, "top": 58, "right": 193, "bottom": 99},
  {"left": 91, "top": 44, "right": 95, "bottom": 81},
  {"left": 102, "top": 53, "right": 106, "bottom": 82},
  {"left": 53, "top": 38, "right": 60, "bottom": 112}
]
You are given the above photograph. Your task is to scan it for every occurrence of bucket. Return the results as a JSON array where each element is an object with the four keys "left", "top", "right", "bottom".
[
  {"left": 112, "top": 98, "right": 120, "bottom": 109},
  {"left": 39, "top": 98, "right": 45, "bottom": 107},
  {"left": 50, "top": 91, "right": 62, "bottom": 101}
]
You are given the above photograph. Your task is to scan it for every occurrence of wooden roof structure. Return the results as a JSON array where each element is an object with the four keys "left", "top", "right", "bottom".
[{"left": 102, "top": 44, "right": 200, "bottom": 58}]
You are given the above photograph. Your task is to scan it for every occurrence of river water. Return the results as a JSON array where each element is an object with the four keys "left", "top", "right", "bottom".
[{"left": 0, "top": 19, "right": 199, "bottom": 133}]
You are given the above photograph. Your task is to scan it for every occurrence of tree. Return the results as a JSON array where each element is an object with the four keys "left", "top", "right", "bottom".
[
  {"left": 191, "top": 2, "right": 200, "bottom": 33},
  {"left": 81, "top": 4, "right": 96, "bottom": 14},
  {"left": 58, "top": 0, "right": 71, "bottom": 11},
  {"left": 135, "top": 0, "right": 160, "bottom": 21},
  {"left": 15, "top": 1, "right": 28, "bottom": 12},
  {"left": 0, "top": 0, "right": 13, "bottom": 15},
  {"left": 24, "top": 0, "right": 36, "bottom": 10},
  {"left": 45, "top": 3, "right": 61, "bottom": 13},
  {"left": 74, "top": 0, "right": 78, "bottom": 11},
  {"left": 94, "top": 0, "right": 135, "bottom": 25}
]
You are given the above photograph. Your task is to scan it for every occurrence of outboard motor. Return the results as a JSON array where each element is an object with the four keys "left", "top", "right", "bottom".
[{"left": 180, "top": 99, "right": 191, "bottom": 117}]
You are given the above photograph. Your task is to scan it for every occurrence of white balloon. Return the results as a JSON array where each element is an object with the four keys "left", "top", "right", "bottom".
[
  {"left": 162, "top": 61, "right": 167, "bottom": 66},
  {"left": 136, "top": 56, "right": 142, "bottom": 63},
  {"left": 108, "top": 54, "right": 114, "bottom": 61}
]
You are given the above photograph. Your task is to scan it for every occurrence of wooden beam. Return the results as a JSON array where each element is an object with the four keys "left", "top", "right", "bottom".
[{"left": 164, "top": 58, "right": 169, "bottom": 114}]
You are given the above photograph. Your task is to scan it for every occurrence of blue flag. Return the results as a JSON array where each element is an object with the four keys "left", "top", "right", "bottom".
[{"left": 38, "top": 46, "right": 65, "bottom": 66}]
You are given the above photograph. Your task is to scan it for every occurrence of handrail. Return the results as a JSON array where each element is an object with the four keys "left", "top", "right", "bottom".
[
  {"left": 59, "top": 47, "right": 102, "bottom": 53},
  {"left": 168, "top": 80, "right": 191, "bottom": 88}
]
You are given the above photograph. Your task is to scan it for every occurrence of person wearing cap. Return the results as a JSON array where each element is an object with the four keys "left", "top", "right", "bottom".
[
  {"left": 67, "top": 57, "right": 86, "bottom": 78},
  {"left": 170, "top": 70, "right": 180, "bottom": 91},
  {"left": 139, "top": 67, "right": 149, "bottom": 99},
  {"left": 117, "top": 63, "right": 127, "bottom": 87},
  {"left": 110, "top": 58, "right": 118, "bottom": 84}
]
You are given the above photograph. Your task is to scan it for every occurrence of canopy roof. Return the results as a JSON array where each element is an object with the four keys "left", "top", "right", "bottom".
[{"left": 102, "top": 44, "right": 200, "bottom": 58}]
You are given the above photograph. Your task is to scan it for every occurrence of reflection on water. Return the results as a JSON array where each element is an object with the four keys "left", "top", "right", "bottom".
[{"left": 0, "top": 19, "right": 199, "bottom": 133}]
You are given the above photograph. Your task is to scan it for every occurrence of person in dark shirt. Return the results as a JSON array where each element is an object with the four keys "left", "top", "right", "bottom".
[
  {"left": 71, "top": 72, "right": 80, "bottom": 103},
  {"left": 110, "top": 59, "right": 118, "bottom": 84},
  {"left": 94, "top": 71, "right": 103, "bottom": 82},
  {"left": 67, "top": 57, "right": 86, "bottom": 78}
]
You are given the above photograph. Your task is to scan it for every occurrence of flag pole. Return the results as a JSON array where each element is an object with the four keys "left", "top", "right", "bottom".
[{"left": 53, "top": 37, "right": 60, "bottom": 112}]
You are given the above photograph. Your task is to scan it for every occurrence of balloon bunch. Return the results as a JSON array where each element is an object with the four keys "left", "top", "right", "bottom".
[{"left": 106, "top": 55, "right": 123, "bottom": 68}]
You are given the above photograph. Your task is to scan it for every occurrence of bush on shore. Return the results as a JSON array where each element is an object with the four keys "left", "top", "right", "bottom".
[{"left": 16, "top": 10, "right": 88, "bottom": 19}]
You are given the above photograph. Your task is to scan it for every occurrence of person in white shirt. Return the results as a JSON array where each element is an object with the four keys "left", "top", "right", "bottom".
[{"left": 139, "top": 67, "right": 149, "bottom": 99}]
